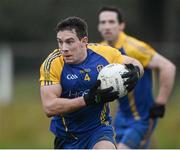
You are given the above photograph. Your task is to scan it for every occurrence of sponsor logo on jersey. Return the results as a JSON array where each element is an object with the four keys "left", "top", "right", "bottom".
[
  {"left": 67, "top": 74, "right": 78, "bottom": 80},
  {"left": 68, "top": 89, "right": 89, "bottom": 97},
  {"left": 79, "top": 68, "right": 91, "bottom": 74}
]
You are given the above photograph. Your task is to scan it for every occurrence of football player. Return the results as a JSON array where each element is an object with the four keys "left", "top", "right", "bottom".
[
  {"left": 39, "top": 16, "right": 144, "bottom": 149},
  {"left": 98, "top": 6, "right": 176, "bottom": 149}
]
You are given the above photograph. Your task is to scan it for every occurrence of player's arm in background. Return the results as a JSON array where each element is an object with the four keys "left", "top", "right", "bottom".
[
  {"left": 124, "top": 36, "right": 176, "bottom": 106},
  {"left": 122, "top": 55, "right": 144, "bottom": 77},
  {"left": 148, "top": 53, "right": 176, "bottom": 105}
]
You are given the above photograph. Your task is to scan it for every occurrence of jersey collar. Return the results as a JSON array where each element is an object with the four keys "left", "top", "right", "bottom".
[{"left": 114, "top": 32, "right": 126, "bottom": 49}]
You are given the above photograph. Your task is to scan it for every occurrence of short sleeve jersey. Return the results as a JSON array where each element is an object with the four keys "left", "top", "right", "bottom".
[
  {"left": 101, "top": 32, "right": 157, "bottom": 121},
  {"left": 40, "top": 44, "right": 124, "bottom": 137}
]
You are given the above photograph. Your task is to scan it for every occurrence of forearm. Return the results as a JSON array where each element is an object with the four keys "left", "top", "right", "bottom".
[
  {"left": 156, "top": 62, "right": 176, "bottom": 104},
  {"left": 131, "top": 58, "right": 144, "bottom": 77},
  {"left": 123, "top": 55, "right": 144, "bottom": 77},
  {"left": 43, "top": 97, "right": 86, "bottom": 117}
]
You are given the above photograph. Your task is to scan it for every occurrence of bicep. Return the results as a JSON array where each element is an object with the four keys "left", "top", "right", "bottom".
[
  {"left": 124, "top": 41, "right": 156, "bottom": 67},
  {"left": 122, "top": 55, "right": 144, "bottom": 77},
  {"left": 147, "top": 53, "right": 169, "bottom": 69}
]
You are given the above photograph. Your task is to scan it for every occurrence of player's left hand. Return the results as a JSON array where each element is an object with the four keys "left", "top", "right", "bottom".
[
  {"left": 122, "top": 64, "right": 140, "bottom": 92},
  {"left": 83, "top": 80, "right": 119, "bottom": 105},
  {"left": 150, "top": 103, "right": 165, "bottom": 118}
]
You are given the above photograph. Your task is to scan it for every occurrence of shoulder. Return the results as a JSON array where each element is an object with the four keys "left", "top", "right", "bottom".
[
  {"left": 87, "top": 43, "right": 124, "bottom": 64},
  {"left": 40, "top": 49, "right": 64, "bottom": 86},
  {"left": 40, "top": 49, "right": 64, "bottom": 78},
  {"left": 124, "top": 34, "right": 157, "bottom": 67},
  {"left": 88, "top": 43, "right": 121, "bottom": 56},
  {"left": 41, "top": 49, "right": 63, "bottom": 71},
  {"left": 124, "top": 34, "right": 156, "bottom": 53}
]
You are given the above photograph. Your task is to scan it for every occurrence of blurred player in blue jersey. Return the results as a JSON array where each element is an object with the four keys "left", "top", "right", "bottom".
[
  {"left": 39, "top": 16, "right": 144, "bottom": 149},
  {"left": 98, "top": 6, "right": 176, "bottom": 149}
]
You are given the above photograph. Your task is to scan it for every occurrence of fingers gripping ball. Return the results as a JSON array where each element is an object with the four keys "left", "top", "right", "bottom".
[{"left": 97, "top": 64, "right": 129, "bottom": 98}]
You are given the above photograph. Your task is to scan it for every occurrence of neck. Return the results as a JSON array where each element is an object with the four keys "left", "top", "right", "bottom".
[
  {"left": 80, "top": 49, "right": 88, "bottom": 63},
  {"left": 107, "top": 38, "right": 119, "bottom": 48},
  {"left": 74, "top": 47, "right": 88, "bottom": 65},
  {"left": 106, "top": 34, "right": 119, "bottom": 48}
]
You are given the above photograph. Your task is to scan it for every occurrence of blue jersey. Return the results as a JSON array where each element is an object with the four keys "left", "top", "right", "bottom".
[
  {"left": 101, "top": 32, "right": 157, "bottom": 122},
  {"left": 118, "top": 48, "right": 154, "bottom": 121},
  {"left": 40, "top": 43, "right": 124, "bottom": 138}
]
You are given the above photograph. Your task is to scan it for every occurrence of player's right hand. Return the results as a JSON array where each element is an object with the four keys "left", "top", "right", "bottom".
[
  {"left": 83, "top": 80, "right": 119, "bottom": 105},
  {"left": 122, "top": 64, "right": 140, "bottom": 92}
]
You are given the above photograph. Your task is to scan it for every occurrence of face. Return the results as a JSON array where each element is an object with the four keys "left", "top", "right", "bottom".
[
  {"left": 98, "top": 11, "right": 124, "bottom": 42},
  {"left": 57, "top": 29, "right": 88, "bottom": 64}
]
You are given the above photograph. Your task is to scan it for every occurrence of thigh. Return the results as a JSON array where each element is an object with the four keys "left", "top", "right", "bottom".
[
  {"left": 118, "top": 119, "right": 157, "bottom": 149},
  {"left": 89, "top": 125, "right": 116, "bottom": 149},
  {"left": 93, "top": 140, "right": 116, "bottom": 149},
  {"left": 139, "top": 118, "right": 158, "bottom": 148},
  {"left": 114, "top": 125, "right": 126, "bottom": 144},
  {"left": 120, "top": 127, "right": 145, "bottom": 149}
]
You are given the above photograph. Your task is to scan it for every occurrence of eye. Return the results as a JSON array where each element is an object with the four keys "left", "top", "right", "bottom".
[
  {"left": 66, "top": 40, "right": 74, "bottom": 44},
  {"left": 100, "top": 20, "right": 106, "bottom": 24},
  {"left": 57, "top": 39, "right": 63, "bottom": 45},
  {"left": 109, "top": 20, "right": 116, "bottom": 24}
]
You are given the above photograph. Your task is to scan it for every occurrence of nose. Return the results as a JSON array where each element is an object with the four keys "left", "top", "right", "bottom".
[
  {"left": 104, "top": 23, "right": 111, "bottom": 30},
  {"left": 61, "top": 43, "right": 69, "bottom": 53},
  {"left": 61, "top": 49, "right": 69, "bottom": 54}
]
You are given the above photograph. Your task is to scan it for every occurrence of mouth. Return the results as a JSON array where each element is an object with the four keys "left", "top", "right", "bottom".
[
  {"left": 64, "top": 54, "right": 71, "bottom": 57},
  {"left": 63, "top": 54, "right": 73, "bottom": 61},
  {"left": 104, "top": 31, "right": 112, "bottom": 36}
]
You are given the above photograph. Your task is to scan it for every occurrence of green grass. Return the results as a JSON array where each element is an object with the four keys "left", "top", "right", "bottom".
[
  {"left": 0, "top": 74, "right": 53, "bottom": 148},
  {"left": 0, "top": 74, "right": 180, "bottom": 148},
  {"left": 153, "top": 83, "right": 180, "bottom": 148}
]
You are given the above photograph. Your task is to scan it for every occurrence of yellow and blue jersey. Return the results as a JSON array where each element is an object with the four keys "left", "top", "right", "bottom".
[
  {"left": 40, "top": 43, "right": 124, "bottom": 138},
  {"left": 102, "top": 32, "right": 157, "bottom": 122}
]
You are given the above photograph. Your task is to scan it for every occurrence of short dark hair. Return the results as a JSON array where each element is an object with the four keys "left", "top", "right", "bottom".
[
  {"left": 98, "top": 6, "right": 124, "bottom": 23},
  {"left": 56, "top": 16, "right": 88, "bottom": 40}
]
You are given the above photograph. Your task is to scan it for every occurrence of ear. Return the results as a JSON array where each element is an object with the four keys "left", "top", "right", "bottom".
[
  {"left": 119, "top": 22, "right": 125, "bottom": 31},
  {"left": 81, "top": 36, "right": 88, "bottom": 44},
  {"left": 98, "top": 24, "right": 101, "bottom": 32}
]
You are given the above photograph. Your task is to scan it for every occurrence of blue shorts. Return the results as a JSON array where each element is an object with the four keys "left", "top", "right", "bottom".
[
  {"left": 54, "top": 125, "right": 116, "bottom": 149},
  {"left": 114, "top": 116, "right": 157, "bottom": 149}
]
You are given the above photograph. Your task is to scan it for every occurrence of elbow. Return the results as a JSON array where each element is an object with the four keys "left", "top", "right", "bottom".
[
  {"left": 43, "top": 101, "right": 65, "bottom": 117},
  {"left": 44, "top": 106, "right": 54, "bottom": 118},
  {"left": 160, "top": 60, "right": 176, "bottom": 74},
  {"left": 45, "top": 111, "right": 53, "bottom": 118},
  {"left": 43, "top": 103, "right": 55, "bottom": 118},
  {"left": 168, "top": 62, "right": 176, "bottom": 75},
  {"left": 171, "top": 63, "right": 176, "bottom": 74}
]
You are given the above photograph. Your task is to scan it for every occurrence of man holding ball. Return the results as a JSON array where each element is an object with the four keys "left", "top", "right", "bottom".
[{"left": 39, "top": 16, "right": 144, "bottom": 149}]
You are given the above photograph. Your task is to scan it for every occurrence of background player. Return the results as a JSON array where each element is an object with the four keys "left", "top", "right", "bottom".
[
  {"left": 39, "top": 16, "right": 144, "bottom": 149},
  {"left": 98, "top": 6, "right": 176, "bottom": 149}
]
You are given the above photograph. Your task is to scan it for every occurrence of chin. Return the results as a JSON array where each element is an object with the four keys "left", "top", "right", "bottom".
[
  {"left": 64, "top": 60, "right": 74, "bottom": 64},
  {"left": 103, "top": 36, "right": 114, "bottom": 42}
]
